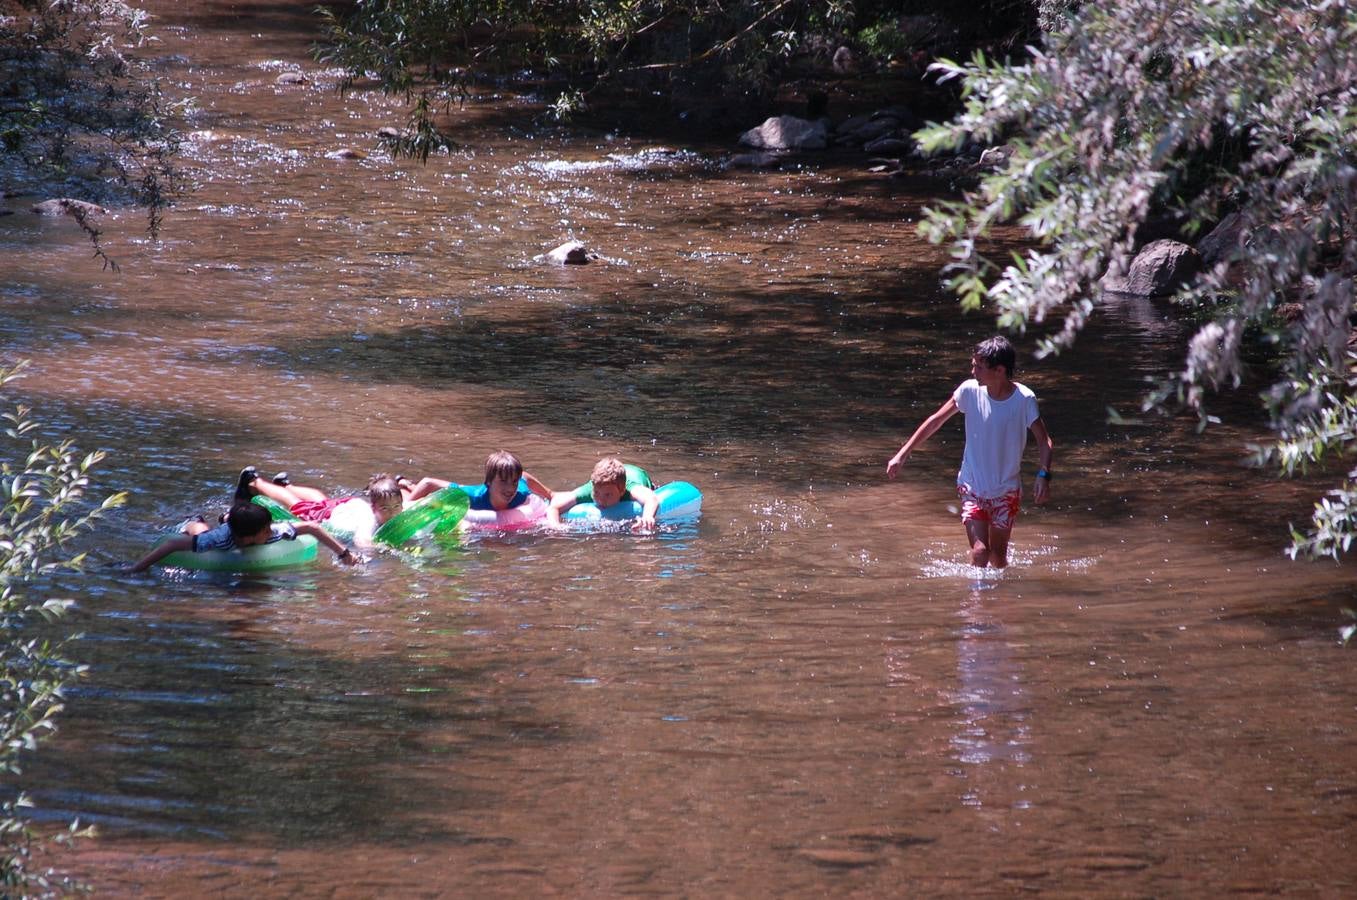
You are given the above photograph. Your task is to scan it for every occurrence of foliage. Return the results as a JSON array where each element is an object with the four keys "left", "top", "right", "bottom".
[
  {"left": 0, "top": 0, "right": 182, "bottom": 267},
  {"left": 915, "top": 0, "right": 1357, "bottom": 559},
  {"left": 319, "top": 1, "right": 1014, "bottom": 154},
  {"left": 1, "top": 361, "right": 125, "bottom": 893}
]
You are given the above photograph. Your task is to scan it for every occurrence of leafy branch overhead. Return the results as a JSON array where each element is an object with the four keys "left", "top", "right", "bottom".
[
  {"left": 916, "top": 0, "right": 1357, "bottom": 559},
  {"left": 0, "top": 0, "right": 181, "bottom": 249},
  {"left": 1, "top": 361, "right": 124, "bottom": 891},
  {"left": 315, "top": 1, "right": 1030, "bottom": 154}
]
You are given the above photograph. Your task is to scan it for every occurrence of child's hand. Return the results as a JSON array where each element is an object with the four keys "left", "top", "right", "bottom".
[
  {"left": 632, "top": 516, "right": 657, "bottom": 534},
  {"left": 886, "top": 451, "right": 908, "bottom": 480},
  {"left": 338, "top": 548, "right": 364, "bottom": 566},
  {"left": 1033, "top": 476, "right": 1051, "bottom": 505}
]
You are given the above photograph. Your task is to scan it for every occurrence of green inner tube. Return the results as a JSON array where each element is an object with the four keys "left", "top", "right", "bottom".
[
  {"left": 373, "top": 486, "right": 470, "bottom": 546},
  {"left": 253, "top": 496, "right": 298, "bottom": 520},
  {"left": 157, "top": 534, "right": 319, "bottom": 572}
]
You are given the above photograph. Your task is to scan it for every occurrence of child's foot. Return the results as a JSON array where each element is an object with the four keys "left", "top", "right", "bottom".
[
  {"left": 271, "top": 471, "right": 290, "bottom": 486},
  {"left": 234, "top": 466, "right": 259, "bottom": 501}
]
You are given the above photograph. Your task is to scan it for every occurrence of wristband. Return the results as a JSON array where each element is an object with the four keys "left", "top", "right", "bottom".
[{"left": 1036, "top": 468, "right": 1051, "bottom": 480}]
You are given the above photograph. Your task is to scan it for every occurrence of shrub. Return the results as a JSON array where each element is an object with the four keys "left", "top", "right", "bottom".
[
  {"left": 916, "top": 0, "right": 1357, "bottom": 559},
  {"left": 0, "top": 362, "right": 125, "bottom": 892}
]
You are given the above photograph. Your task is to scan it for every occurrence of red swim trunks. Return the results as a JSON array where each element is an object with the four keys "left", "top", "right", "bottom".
[
  {"left": 289, "top": 497, "right": 350, "bottom": 522},
  {"left": 957, "top": 486, "right": 1022, "bottom": 531}
]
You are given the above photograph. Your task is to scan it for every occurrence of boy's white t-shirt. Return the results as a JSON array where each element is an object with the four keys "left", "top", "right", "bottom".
[
  {"left": 952, "top": 379, "right": 1041, "bottom": 498},
  {"left": 325, "top": 498, "right": 379, "bottom": 545}
]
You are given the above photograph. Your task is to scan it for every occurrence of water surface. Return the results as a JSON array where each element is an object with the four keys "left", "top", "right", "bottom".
[{"left": 3, "top": 2, "right": 1354, "bottom": 895}]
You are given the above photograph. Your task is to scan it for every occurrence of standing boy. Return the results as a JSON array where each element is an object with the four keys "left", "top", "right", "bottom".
[{"left": 887, "top": 336, "right": 1053, "bottom": 568}]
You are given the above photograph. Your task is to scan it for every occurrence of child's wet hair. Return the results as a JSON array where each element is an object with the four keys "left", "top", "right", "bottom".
[
  {"left": 974, "top": 335, "right": 1017, "bottom": 376},
  {"left": 590, "top": 456, "right": 627, "bottom": 488},
  {"left": 366, "top": 473, "right": 403, "bottom": 506},
  {"left": 226, "top": 502, "right": 271, "bottom": 538},
  {"left": 484, "top": 450, "right": 523, "bottom": 485}
]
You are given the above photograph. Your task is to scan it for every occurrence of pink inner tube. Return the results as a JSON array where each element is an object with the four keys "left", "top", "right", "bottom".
[{"left": 460, "top": 493, "right": 548, "bottom": 530}]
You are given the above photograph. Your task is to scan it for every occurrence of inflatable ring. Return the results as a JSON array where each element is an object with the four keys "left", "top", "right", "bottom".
[
  {"left": 251, "top": 495, "right": 366, "bottom": 541},
  {"left": 374, "top": 486, "right": 470, "bottom": 546},
  {"left": 156, "top": 534, "right": 319, "bottom": 572},
  {"left": 561, "top": 481, "right": 702, "bottom": 523},
  {"left": 461, "top": 493, "right": 549, "bottom": 531}
]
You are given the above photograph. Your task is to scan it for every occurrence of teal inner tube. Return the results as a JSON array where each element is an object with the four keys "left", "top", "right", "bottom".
[
  {"left": 561, "top": 481, "right": 702, "bottom": 523},
  {"left": 156, "top": 534, "right": 319, "bottom": 572},
  {"left": 373, "top": 486, "right": 470, "bottom": 546}
]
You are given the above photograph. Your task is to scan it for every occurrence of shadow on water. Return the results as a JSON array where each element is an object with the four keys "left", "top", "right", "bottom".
[{"left": 21, "top": 581, "right": 573, "bottom": 846}]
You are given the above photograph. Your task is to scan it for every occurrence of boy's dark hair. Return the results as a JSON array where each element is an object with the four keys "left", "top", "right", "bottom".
[
  {"left": 226, "top": 502, "right": 272, "bottom": 538},
  {"left": 484, "top": 450, "right": 523, "bottom": 485},
  {"left": 974, "top": 336, "right": 1017, "bottom": 377}
]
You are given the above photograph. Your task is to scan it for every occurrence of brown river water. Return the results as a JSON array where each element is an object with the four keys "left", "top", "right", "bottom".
[{"left": 3, "top": 2, "right": 1355, "bottom": 896}]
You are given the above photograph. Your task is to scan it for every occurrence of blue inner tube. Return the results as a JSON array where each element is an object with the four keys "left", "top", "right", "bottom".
[{"left": 561, "top": 481, "right": 702, "bottom": 523}]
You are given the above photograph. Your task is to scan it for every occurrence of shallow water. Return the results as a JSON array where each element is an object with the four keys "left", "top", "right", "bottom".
[{"left": 3, "top": 2, "right": 1355, "bottom": 895}]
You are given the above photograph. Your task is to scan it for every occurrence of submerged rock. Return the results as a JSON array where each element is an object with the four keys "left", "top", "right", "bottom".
[
  {"left": 31, "top": 198, "right": 109, "bottom": 219},
  {"left": 727, "top": 151, "right": 785, "bottom": 170},
  {"left": 739, "top": 115, "right": 829, "bottom": 151},
  {"left": 325, "top": 148, "right": 367, "bottom": 160},
  {"left": 546, "top": 240, "right": 593, "bottom": 265},
  {"left": 274, "top": 71, "right": 309, "bottom": 85}
]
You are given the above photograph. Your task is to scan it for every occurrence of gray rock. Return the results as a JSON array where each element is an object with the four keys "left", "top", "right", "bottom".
[
  {"left": 546, "top": 240, "right": 593, "bottom": 265},
  {"left": 728, "top": 151, "right": 785, "bottom": 170},
  {"left": 274, "top": 71, "right": 309, "bottom": 85},
  {"left": 738, "top": 115, "right": 829, "bottom": 151},
  {"left": 325, "top": 148, "right": 367, "bottom": 160},
  {"left": 863, "top": 136, "right": 915, "bottom": 155},
  {"left": 1102, "top": 239, "right": 1201, "bottom": 296},
  {"left": 832, "top": 46, "right": 858, "bottom": 75},
  {"left": 31, "top": 198, "right": 108, "bottom": 219},
  {"left": 844, "top": 117, "right": 901, "bottom": 146},
  {"left": 978, "top": 145, "right": 1014, "bottom": 169},
  {"left": 1197, "top": 212, "right": 1248, "bottom": 267}
]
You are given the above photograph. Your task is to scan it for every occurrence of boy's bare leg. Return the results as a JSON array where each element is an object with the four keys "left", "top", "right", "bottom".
[
  {"left": 251, "top": 479, "right": 307, "bottom": 508},
  {"left": 965, "top": 518, "right": 1012, "bottom": 568},
  {"left": 964, "top": 519, "right": 991, "bottom": 567},
  {"left": 986, "top": 524, "right": 1013, "bottom": 569},
  {"left": 284, "top": 483, "right": 328, "bottom": 502}
]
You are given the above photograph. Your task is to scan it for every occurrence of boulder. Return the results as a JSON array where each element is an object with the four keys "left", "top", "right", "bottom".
[
  {"left": 31, "top": 198, "right": 109, "bottom": 219},
  {"left": 546, "top": 240, "right": 593, "bottom": 265},
  {"left": 831, "top": 46, "right": 858, "bottom": 75},
  {"left": 738, "top": 115, "right": 829, "bottom": 151},
  {"left": 1102, "top": 239, "right": 1201, "bottom": 296},
  {"left": 727, "top": 151, "right": 785, "bottom": 170},
  {"left": 274, "top": 71, "right": 308, "bottom": 85},
  {"left": 978, "top": 144, "right": 1014, "bottom": 170},
  {"left": 1196, "top": 212, "right": 1247, "bottom": 267},
  {"left": 864, "top": 136, "right": 914, "bottom": 155}
]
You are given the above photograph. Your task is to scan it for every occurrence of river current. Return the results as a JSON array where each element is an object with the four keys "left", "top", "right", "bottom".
[{"left": 2, "top": 2, "right": 1354, "bottom": 896}]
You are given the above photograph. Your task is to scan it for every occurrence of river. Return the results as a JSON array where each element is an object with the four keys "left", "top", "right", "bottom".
[{"left": 2, "top": 1, "right": 1355, "bottom": 896}]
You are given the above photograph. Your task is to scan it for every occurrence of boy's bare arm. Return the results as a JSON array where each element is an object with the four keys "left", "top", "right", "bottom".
[
  {"left": 128, "top": 533, "right": 194, "bottom": 572},
  {"left": 546, "top": 490, "right": 577, "bottom": 527},
  {"left": 629, "top": 484, "right": 660, "bottom": 532},
  {"left": 405, "top": 477, "right": 450, "bottom": 502},
  {"left": 523, "top": 471, "right": 553, "bottom": 499},
  {"left": 887, "top": 397, "right": 960, "bottom": 479},
  {"left": 293, "top": 521, "right": 359, "bottom": 563}
]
